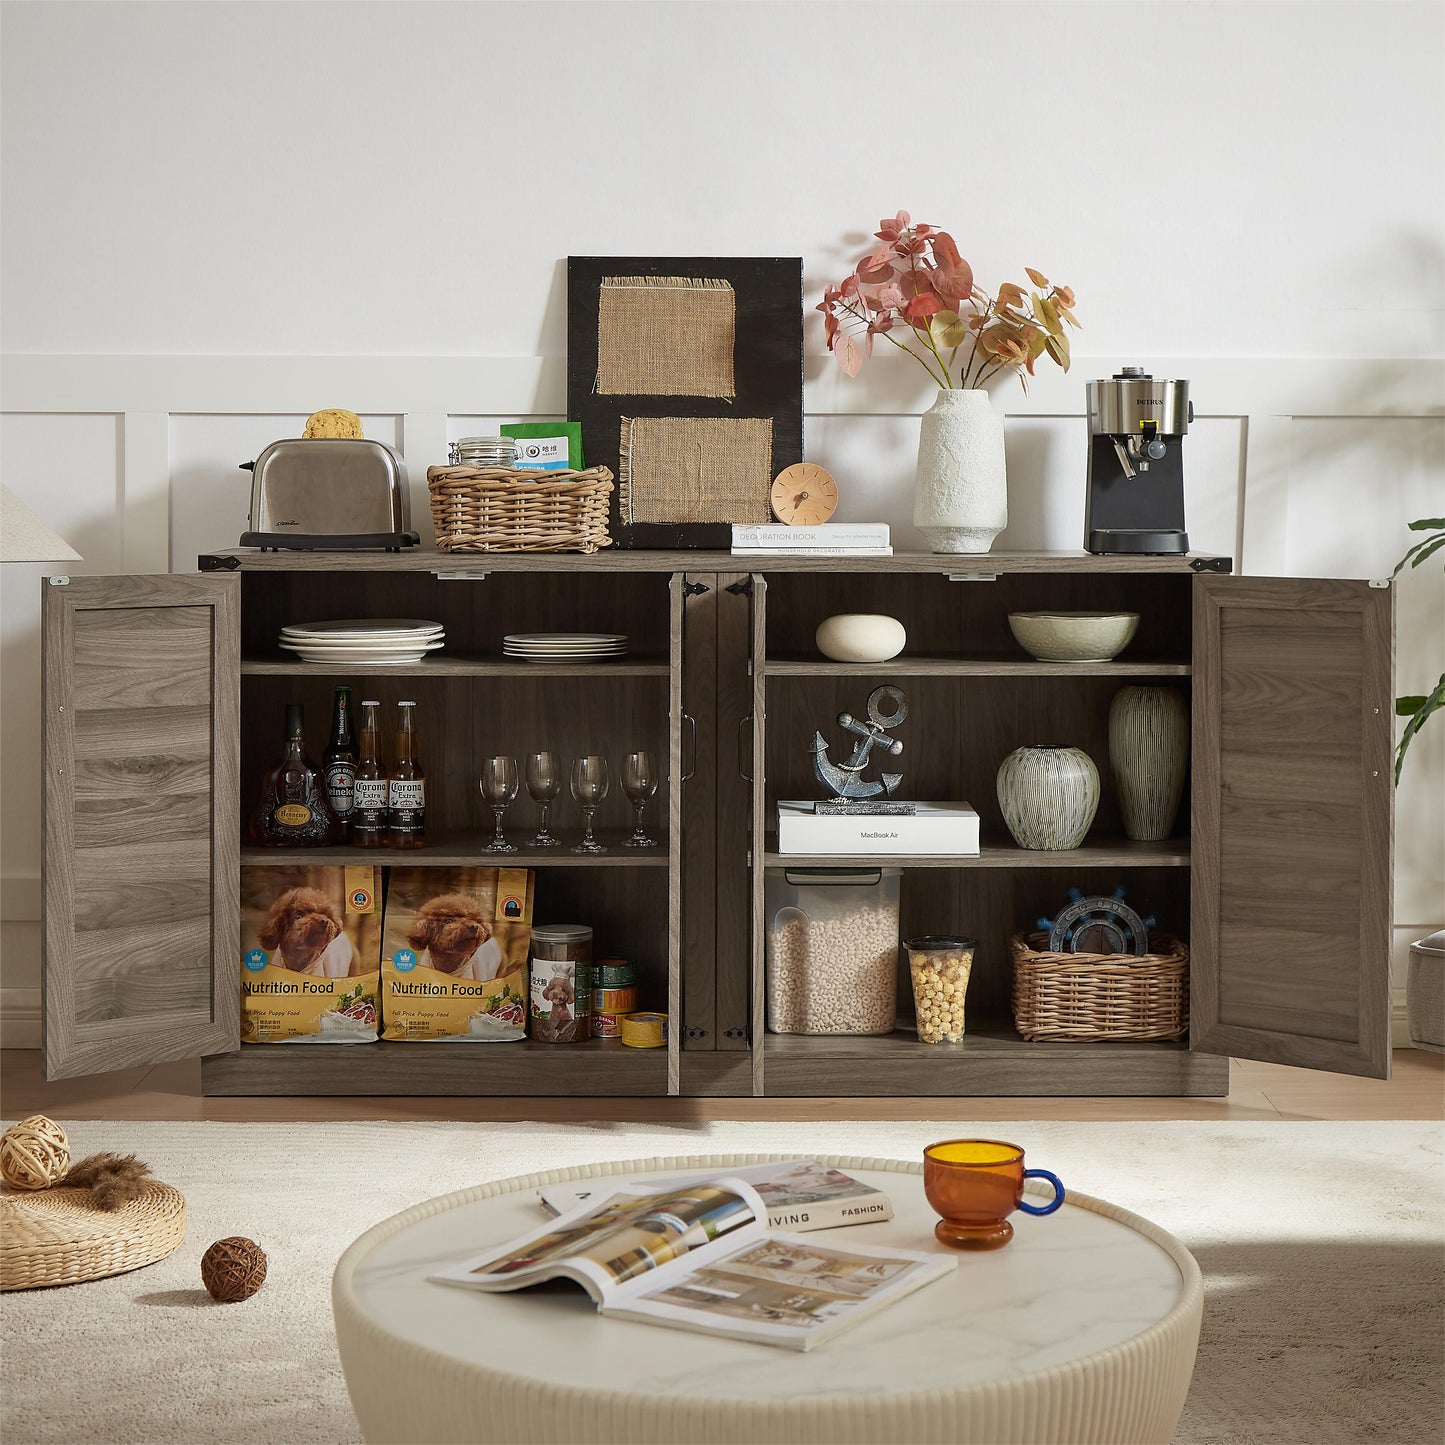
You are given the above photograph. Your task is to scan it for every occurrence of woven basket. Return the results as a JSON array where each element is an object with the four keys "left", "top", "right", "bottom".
[
  {"left": 0, "top": 1180, "right": 186, "bottom": 1290},
  {"left": 1011, "top": 931, "right": 1189, "bottom": 1042},
  {"left": 427, "top": 465, "right": 614, "bottom": 554}
]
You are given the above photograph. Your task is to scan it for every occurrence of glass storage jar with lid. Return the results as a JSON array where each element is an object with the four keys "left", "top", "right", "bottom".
[{"left": 449, "top": 436, "right": 520, "bottom": 468}]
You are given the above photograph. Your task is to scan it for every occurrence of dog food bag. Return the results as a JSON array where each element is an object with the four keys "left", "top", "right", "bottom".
[
  {"left": 240, "top": 866, "right": 382, "bottom": 1043},
  {"left": 381, "top": 868, "right": 535, "bottom": 1041},
  {"left": 530, "top": 924, "right": 593, "bottom": 1043}
]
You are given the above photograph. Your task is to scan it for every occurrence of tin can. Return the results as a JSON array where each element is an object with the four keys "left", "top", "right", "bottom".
[
  {"left": 621, "top": 1012, "right": 668, "bottom": 1049},
  {"left": 597, "top": 959, "right": 635, "bottom": 989},
  {"left": 529, "top": 924, "right": 593, "bottom": 1043},
  {"left": 591, "top": 1010, "right": 629, "bottom": 1038},
  {"left": 592, "top": 985, "right": 637, "bottom": 1015}
]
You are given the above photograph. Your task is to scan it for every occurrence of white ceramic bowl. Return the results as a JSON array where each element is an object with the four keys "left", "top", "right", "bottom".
[
  {"left": 815, "top": 613, "right": 907, "bottom": 664},
  {"left": 1007, "top": 611, "right": 1140, "bottom": 663}
]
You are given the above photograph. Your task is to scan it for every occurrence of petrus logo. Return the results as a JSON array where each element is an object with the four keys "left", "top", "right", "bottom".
[
  {"left": 244, "top": 949, "right": 268, "bottom": 973},
  {"left": 393, "top": 949, "right": 418, "bottom": 973}
]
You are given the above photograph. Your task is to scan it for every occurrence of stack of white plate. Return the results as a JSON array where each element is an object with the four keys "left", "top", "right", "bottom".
[
  {"left": 279, "top": 619, "right": 445, "bottom": 665},
  {"left": 503, "top": 632, "right": 628, "bottom": 663}
]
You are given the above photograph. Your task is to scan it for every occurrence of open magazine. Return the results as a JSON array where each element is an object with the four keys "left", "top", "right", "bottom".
[
  {"left": 538, "top": 1159, "right": 894, "bottom": 1232},
  {"left": 430, "top": 1175, "right": 951, "bottom": 1350}
]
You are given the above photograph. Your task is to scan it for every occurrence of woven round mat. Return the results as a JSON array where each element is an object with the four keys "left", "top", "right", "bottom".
[{"left": 0, "top": 1181, "right": 185, "bottom": 1291}]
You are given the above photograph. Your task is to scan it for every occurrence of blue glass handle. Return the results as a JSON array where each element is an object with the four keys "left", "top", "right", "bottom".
[{"left": 1018, "top": 1168, "right": 1065, "bottom": 1216}]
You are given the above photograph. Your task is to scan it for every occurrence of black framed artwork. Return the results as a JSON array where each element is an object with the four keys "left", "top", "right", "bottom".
[{"left": 567, "top": 256, "right": 804, "bottom": 549}]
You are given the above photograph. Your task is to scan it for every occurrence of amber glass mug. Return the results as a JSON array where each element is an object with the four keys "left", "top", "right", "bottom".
[{"left": 923, "top": 1139, "right": 1065, "bottom": 1250}]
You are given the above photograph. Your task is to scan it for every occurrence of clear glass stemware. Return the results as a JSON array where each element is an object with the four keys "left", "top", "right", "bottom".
[
  {"left": 480, "top": 756, "right": 520, "bottom": 853},
  {"left": 570, "top": 755, "right": 610, "bottom": 855},
  {"left": 621, "top": 750, "right": 659, "bottom": 848},
  {"left": 525, "top": 751, "right": 561, "bottom": 848}
]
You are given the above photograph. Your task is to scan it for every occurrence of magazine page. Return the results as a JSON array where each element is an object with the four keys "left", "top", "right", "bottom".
[
  {"left": 605, "top": 1231, "right": 954, "bottom": 1351},
  {"left": 430, "top": 1177, "right": 768, "bottom": 1306},
  {"left": 539, "top": 1160, "right": 893, "bottom": 1232}
]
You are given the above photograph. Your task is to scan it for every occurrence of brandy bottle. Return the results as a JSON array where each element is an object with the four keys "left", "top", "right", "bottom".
[{"left": 248, "top": 703, "right": 340, "bottom": 847}]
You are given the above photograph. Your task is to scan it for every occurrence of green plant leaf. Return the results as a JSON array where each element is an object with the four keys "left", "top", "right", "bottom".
[
  {"left": 1408, "top": 534, "right": 1445, "bottom": 568},
  {"left": 929, "top": 310, "right": 970, "bottom": 348},
  {"left": 1396, "top": 695, "right": 1427, "bottom": 714},
  {"left": 1391, "top": 529, "right": 1445, "bottom": 576},
  {"left": 1394, "top": 672, "right": 1445, "bottom": 784},
  {"left": 1031, "top": 293, "right": 1064, "bottom": 338},
  {"left": 1408, "top": 517, "right": 1445, "bottom": 530}
]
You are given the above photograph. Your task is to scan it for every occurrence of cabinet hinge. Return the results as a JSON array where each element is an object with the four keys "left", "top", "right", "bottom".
[
  {"left": 1189, "top": 556, "right": 1233, "bottom": 574},
  {"left": 197, "top": 554, "right": 241, "bottom": 572},
  {"left": 725, "top": 578, "right": 753, "bottom": 597},
  {"left": 722, "top": 1028, "right": 747, "bottom": 1040},
  {"left": 682, "top": 580, "right": 710, "bottom": 598},
  {"left": 686, "top": 1027, "right": 709, "bottom": 1040}
]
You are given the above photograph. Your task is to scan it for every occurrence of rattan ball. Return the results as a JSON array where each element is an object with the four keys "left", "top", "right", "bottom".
[
  {"left": 201, "top": 1236, "right": 268, "bottom": 1303},
  {"left": 0, "top": 1115, "right": 71, "bottom": 1191}
]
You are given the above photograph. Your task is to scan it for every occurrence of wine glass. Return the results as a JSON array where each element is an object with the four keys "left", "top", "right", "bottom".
[
  {"left": 621, "top": 751, "right": 659, "bottom": 847},
  {"left": 570, "top": 755, "right": 610, "bottom": 854},
  {"left": 525, "top": 752, "right": 561, "bottom": 848},
  {"left": 480, "top": 756, "right": 520, "bottom": 853}
]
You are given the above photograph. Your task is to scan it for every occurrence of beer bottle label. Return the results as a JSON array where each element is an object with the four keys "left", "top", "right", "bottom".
[
  {"left": 353, "top": 778, "right": 388, "bottom": 821},
  {"left": 389, "top": 778, "right": 426, "bottom": 830},
  {"left": 326, "top": 761, "right": 356, "bottom": 818}
]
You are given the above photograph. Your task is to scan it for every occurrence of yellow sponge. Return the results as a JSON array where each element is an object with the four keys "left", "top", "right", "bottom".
[{"left": 303, "top": 409, "right": 364, "bottom": 439}]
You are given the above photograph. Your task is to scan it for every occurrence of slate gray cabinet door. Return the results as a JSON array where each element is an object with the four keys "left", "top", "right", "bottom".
[
  {"left": 42, "top": 574, "right": 241, "bottom": 1079},
  {"left": 1191, "top": 575, "right": 1393, "bottom": 1078}
]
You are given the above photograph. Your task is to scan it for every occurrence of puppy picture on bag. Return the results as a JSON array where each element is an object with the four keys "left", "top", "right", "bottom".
[
  {"left": 381, "top": 868, "right": 536, "bottom": 1042},
  {"left": 240, "top": 866, "right": 382, "bottom": 1043}
]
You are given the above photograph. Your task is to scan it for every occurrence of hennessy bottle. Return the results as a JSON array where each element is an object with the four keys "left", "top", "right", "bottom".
[
  {"left": 351, "top": 699, "right": 388, "bottom": 848},
  {"left": 324, "top": 686, "right": 358, "bottom": 841},
  {"left": 388, "top": 700, "right": 426, "bottom": 849},
  {"left": 248, "top": 703, "right": 340, "bottom": 847}
]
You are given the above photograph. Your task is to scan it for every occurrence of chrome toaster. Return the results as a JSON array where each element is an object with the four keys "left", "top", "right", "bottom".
[{"left": 239, "top": 438, "right": 420, "bottom": 550}]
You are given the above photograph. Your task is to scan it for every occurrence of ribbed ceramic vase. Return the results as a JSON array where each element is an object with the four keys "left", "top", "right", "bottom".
[
  {"left": 913, "top": 389, "right": 1007, "bottom": 553},
  {"left": 996, "top": 746, "right": 1100, "bottom": 851},
  {"left": 1109, "top": 686, "right": 1190, "bottom": 841}
]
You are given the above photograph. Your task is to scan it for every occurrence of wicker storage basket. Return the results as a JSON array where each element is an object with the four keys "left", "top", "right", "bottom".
[
  {"left": 427, "top": 465, "right": 614, "bottom": 553},
  {"left": 1010, "top": 931, "right": 1189, "bottom": 1042}
]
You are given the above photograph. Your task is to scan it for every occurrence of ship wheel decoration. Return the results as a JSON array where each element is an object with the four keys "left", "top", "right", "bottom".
[
  {"left": 811, "top": 685, "right": 913, "bottom": 813},
  {"left": 1037, "top": 886, "right": 1156, "bottom": 956}
]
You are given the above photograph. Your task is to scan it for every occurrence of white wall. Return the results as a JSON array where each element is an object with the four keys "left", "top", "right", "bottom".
[{"left": 3, "top": 0, "right": 1442, "bottom": 1046}]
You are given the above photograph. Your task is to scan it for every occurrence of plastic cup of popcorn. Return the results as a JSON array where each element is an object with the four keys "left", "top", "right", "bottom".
[{"left": 906, "top": 937, "right": 975, "bottom": 1044}]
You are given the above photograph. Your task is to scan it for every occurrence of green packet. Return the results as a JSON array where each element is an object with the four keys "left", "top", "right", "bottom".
[{"left": 501, "top": 421, "right": 584, "bottom": 472}]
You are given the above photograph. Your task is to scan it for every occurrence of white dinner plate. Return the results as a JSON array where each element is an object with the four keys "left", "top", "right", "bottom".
[
  {"left": 282, "top": 618, "right": 445, "bottom": 636},
  {"left": 502, "top": 633, "right": 627, "bottom": 645}
]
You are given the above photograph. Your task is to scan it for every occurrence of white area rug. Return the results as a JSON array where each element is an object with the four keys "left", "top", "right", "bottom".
[{"left": 2, "top": 1119, "right": 1441, "bottom": 1445}]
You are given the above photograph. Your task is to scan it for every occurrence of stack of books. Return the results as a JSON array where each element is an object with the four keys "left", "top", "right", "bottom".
[{"left": 731, "top": 523, "right": 891, "bottom": 557}]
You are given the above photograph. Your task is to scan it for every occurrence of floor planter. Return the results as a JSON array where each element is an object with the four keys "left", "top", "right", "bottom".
[
  {"left": 913, "top": 389, "right": 1006, "bottom": 554},
  {"left": 1407, "top": 930, "right": 1444, "bottom": 1053}
]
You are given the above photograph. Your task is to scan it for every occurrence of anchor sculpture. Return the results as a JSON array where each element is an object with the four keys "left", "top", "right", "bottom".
[{"left": 811, "top": 685, "right": 913, "bottom": 813}]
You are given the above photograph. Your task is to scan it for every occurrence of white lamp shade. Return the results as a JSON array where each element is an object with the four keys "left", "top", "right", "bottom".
[{"left": 1, "top": 486, "right": 82, "bottom": 562}]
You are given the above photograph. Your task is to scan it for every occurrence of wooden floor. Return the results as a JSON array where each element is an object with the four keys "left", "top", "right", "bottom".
[{"left": 2, "top": 1048, "right": 1440, "bottom": 1123}]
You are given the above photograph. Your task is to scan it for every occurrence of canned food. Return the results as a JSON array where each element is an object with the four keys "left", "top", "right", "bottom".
[
  {"left": 591, "top": 1010, "right": 629, "bottom": 1038},
  {"left": 597, "top": 960, "right": 635, "bottom": 989},
  {"left": 592, "top": 985, "right": 637, "bottom": 1014}
]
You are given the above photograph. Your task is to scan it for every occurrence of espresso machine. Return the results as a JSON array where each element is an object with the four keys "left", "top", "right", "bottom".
[{"left": 1084, "top": 367, "right": 1192, "bottom": 554}]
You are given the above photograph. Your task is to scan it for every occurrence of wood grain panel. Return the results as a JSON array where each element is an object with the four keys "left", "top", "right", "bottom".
[
  {"left": 73, "top": 606, "right": 214, "bottom": 708},
  {"left": 679, "top": 575, "right": 717, "bottom": 1053},
  {"left": 72, "top": 755, "right": 213, "bottom": 799},
  {"left": 44, "top": 574, "right": 241, "bottom": 1080},
  {"left": 750, "top": 575, "right": 768, "bottom": 1095},
  {"left": 73, "top": 793, "right": 211, "bottom": 849},
  {"left": 714, "top": 573, "right": 754, "bottom": 1051},
  {"left": 1191, "top": 575, "right": 1392, "bottom": 1078}
]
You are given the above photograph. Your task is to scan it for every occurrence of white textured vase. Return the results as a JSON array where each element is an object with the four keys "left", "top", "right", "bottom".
[
  {"left": 913, "top": 388, "right": 1007, "bottom": 554},
  {"left": 1109, "top": 686, "right": 1190, "bottom": 842},
  {"left": 996, "top": 745, "right": 1100, "bottom": 851}
]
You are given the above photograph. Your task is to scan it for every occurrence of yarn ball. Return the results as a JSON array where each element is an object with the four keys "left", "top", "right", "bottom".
[
  {"left": 0, "top": 1115, "right": 71, "bottom": 1191},
  {"left": 201, "top": 1237, "right": 268, "bottom": 1303}
]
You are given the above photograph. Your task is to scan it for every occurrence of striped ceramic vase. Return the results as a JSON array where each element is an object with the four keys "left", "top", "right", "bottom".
[
  {"left": 1109, "top": 686, "right": 1190, "bottom": 841},
  {"left": 996, "top": 746, "right": 1100, "bottom": 851}
]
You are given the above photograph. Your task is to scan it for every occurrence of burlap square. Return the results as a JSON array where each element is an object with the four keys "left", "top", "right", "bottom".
[
  {"left": 619, "top": 416, "right": 773, "bottom": 525},
  {"left": 596, "top": 276, "right": 736, "bottom": 398}
]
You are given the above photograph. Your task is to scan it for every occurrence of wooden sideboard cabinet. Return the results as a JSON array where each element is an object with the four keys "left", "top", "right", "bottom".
[{"left": 39, "top": 550, "right": 1394, "bottom": 1098}]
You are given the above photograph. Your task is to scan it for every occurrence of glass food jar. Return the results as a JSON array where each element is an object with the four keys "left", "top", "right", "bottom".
[
  {"left": 529, "top": 924, "right": 593, "bottom": 1043},
  {"left": 449, "top": 436, "right": 520, "bottom": 468},
  {"left": 765, "top": 868, "right": 900, "bottom": 1035},
  {"left": 906, "top": 936, "right": 976, "bottom": 1044}
]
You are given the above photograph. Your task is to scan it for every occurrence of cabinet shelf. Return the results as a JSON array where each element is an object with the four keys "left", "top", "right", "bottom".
[
  {"left": 761, "top": 837, "right": 1190, "bottom": 869},
  {"left": 764, "top": 656, "right": 1192, "bottom": 678},
  {"left": 240, "top": 655, "right": 670, "bottom": 678},
  {"left": 241, "top": 829, "right": 670, "bottom": 868},
  {"left": 200, "top": 1036, "right": 667, "bottom": 1096}
]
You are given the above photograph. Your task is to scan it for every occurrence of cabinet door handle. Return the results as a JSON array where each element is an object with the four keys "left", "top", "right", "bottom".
[
  {"left": 738, "top": 713, "right": 754, "bottom": 782},
  {"left": 680, "top": 713, "right": 697, "bottom": 782}
]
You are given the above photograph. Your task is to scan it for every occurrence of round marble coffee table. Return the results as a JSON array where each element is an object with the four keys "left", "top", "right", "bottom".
[{"left": 332, "top": 1153, "right": 1202, "bottom": 1444}]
